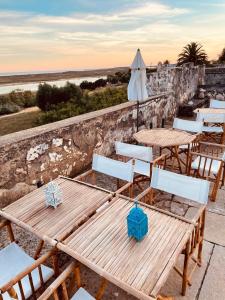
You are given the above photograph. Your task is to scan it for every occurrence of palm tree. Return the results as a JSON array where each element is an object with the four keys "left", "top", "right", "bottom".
[{"left": 177, "top": 42, "right": 208, "bottom": 66}]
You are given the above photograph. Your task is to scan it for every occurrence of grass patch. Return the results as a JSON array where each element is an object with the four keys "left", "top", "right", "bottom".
[{"left": 0, "top": 109, "right": 41, "bottom": 136}]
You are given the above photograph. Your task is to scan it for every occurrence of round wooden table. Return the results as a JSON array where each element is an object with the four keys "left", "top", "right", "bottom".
[{"left": 133, "top": 128, "right": 197, "bottom": 173}]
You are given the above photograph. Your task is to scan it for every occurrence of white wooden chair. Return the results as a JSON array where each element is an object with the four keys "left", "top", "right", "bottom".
[
  {"left": 38, "top": 262, "right": 107, "bottom": 300},
  {"left": 115, "top": 141, "right": 153, "bottom": 178},
  {"left": 210, "top": 99, "right": 225, "bottom": 109},
  {"left": 150, "top": 167, "right": 209, "bottom": 205},
  {"left": 0, "top": 220, "right": 55, "bottom": 300},
  {"left": 173, "top": 118, "right": 203, "bottom": 134},
  {"left": 75, "top": 153, "right": 135, "bottom": 196},
  {"left": 172, "top": 118, "right": 203, "bottom": 172},
  {"left": 136, "top": 167, "right": 210, "bottom": 293},
  {"left": 188, "top": 142, "right": 225, "bottom": 201},
  {"left": 196, "top": 112, "right": 225, "bottom": 143}
]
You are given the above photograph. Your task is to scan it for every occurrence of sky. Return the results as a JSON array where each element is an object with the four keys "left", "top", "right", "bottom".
[{"left": 0, "top": 0, "right": 225, "bottom": 73}]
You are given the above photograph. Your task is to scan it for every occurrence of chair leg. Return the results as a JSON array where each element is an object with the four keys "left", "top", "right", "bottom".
[
  {"left": 6, "top": 222, "right": 15, "bottom": 242},
  {"left": 34, "top": 240, "right": 45, "bottom": 259},
  {"left": 198, "top": 209, "right": 206, "bottom": 266},
  {"left": 182, "top": 238, "right": 190, "bottom": 296},
  {"left": 211, "top": 168, "right": 223, "bottom": 201},
  {"left": 96, "top": 278, "right": 108, "bottom": 300}
]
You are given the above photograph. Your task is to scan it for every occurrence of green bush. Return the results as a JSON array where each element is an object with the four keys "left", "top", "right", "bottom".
[
  {"left": 36, "top": 82, "right": 83, "bottom": 111},
  {"left": 8, "top": 90, "right": 36, "bottom": 108},
  {"left": 37, "top": 87, "right": 127, "bottom": 125},
  {"left": 0, "top": 95, "right": 20, "bottom": 115}
]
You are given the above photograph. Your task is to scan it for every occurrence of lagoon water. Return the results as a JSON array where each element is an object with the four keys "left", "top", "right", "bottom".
[{"left": 0, "top": 76, "right": 106, "bottom": 95}]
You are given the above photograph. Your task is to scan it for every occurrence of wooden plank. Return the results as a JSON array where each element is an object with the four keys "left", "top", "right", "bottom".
[{"left": 59, "top": 196, "right": 193, "bottom": 300}]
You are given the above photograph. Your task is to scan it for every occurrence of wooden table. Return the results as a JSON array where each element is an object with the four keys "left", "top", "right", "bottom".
[
  {"left": 133, "top": 128, "right": 196, "bottom": 173},
  {"left": 0, "top": 177, "right": 113, "bottom": 245},
  {"left": 58, "top": 196, "right": 194, "bottom": 300}
]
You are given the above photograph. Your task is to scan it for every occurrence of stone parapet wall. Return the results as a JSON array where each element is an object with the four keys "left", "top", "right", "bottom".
[
  {"left": 0, "top": 63, "right": 205, "bottom": 207},
  {"left": 148, "top": 63, "right": 205, "bottom": 103},
  {"left": 205, "top": 67, "right": 225, "bottom": 85},
  {"left": 0, "top": 94, "right": 174, "bottom": 207}
]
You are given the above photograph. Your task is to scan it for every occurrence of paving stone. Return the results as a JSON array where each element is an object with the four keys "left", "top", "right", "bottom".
[
  {"left": 204, "top": 211, "right": 225, "bottom": 247},
  {"left": 207, "top": 187, "right": 225, "bottom": 216},
  {"left": 159, "top": 241, "right": 213, "bottom": 299},
  {"left": 198, "top": 245, "right": 225, "bottom": 300}
]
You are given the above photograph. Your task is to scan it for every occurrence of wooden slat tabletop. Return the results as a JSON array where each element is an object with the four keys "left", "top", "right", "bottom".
[
  {"left": 133, "top": 128, "right": 196, "bottom": 147},
  {"left": 0, "top": 177, "right": 113, "bottom": 243},
  {"left": 58, "top": 196, "right": 194, "bottom": 300},
  {"left": 194, "top": 108, "right": 225, "bottom": 114}
]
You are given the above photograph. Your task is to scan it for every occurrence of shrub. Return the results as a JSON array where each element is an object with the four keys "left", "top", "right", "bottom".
[
  {"left": 0, "top": 95, "right": 20, "bottom": 115},
  {"left": 80, "top": 78, "right": 107, "bottom": 90},
  {"left": 8, "top": 90, "right": 36, "bottom": 108},
  {"left": 36, "top": 82, "right": 83, "bottom": 111},
  {"left": 37, "top": 87, "right": 127, "bottom": 125}
]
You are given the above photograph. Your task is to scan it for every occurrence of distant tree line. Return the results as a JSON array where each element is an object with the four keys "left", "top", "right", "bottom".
[{"left": 79, "top": 71, "right": 130, "bottom": 91}]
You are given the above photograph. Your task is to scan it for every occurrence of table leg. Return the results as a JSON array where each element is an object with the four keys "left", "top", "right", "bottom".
[
  {"left": 185, "top": 144, "right": 190, "bottom": 174},
  {"left": 182, "top": 238, "right": 190, "bottom": 296},
  {"left": 174, "top": 146, "right": 182, "bottom": 174}
]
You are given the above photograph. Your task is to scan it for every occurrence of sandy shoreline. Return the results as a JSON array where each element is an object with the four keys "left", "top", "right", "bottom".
[{"left": 0, "top": 67, "right": 128, "bottom": 85}]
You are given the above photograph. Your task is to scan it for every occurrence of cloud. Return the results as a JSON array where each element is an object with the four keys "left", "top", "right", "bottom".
[
  {"left": 0, "top": 0, "right": 223, "bottom": 71},
  {"left": 30, "top": 1, "right": 189, "bottom": 27}
]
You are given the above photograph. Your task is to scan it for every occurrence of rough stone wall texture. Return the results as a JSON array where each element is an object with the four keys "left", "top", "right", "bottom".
[
  {"left": 205, "top": 67, "right": 225, "bottom": 86},
  {"left": 148, "top": 63, "right": 205, "bottom": 104},
  {"left": 0, "top": 63, "right": 205, "bottom": 207},
  {"left": 0, "top": 94, "right": 173, "bottom": 207}
]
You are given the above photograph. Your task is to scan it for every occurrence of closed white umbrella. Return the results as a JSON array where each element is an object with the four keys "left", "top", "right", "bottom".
[{"left": 128, "top": 49, "right": 148, "bottom": 101}]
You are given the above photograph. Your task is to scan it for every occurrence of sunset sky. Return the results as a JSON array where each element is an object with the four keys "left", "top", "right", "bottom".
[{"left": 0, "top": 0, "right": 225, "bottom": 73}]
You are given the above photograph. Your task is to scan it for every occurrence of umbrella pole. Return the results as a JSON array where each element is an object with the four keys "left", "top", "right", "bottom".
[{"left": 136, "top": 101, "right": 139, "bottom": 132}]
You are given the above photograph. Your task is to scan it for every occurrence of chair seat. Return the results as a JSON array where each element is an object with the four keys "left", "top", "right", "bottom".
[
  {"left": 0, "top": 242, "right": 54, "bottom": 300},
  {"left": 179, "top": 144, "right": 189, "bottom": 150},
  {"left": 71, "top": 287, "right": 95, "bottom": 300},
  {"left": 127, "top": 159, "right": 150, "bottom": 177},
  {"left": 191, "top": 156, "right": 222, "bottom": 175},
  {"left": 202, "top": 126, "right": 223, "bottom": 133}
]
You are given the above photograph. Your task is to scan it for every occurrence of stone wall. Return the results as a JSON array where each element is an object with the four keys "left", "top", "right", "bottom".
[
  {"left": 205, "top": 66, "right": 225, "bottom": 86},
  {"left": 0, "top": 63, "right": 205, "bottom": 207},
  {"left": 148, "top": 63, "right": 205, "bottom": 103},
  {"left": 0, "top": 93, "right": 174, "bottom": 207}
]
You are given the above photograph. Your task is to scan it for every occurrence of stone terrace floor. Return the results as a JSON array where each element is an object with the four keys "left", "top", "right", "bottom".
[{"left": 0, "top": 133, "right": 225, "bottom": 299}]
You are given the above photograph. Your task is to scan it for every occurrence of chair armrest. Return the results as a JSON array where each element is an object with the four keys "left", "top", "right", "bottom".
[
  {"left": 190, "top": 151, "right": 224, "bottom": 162},
  {"left": 74, "top": 169, "right": 94, "bottom": 181},
  {"left": 199, "top": 141, "right": 225, "bottom": 149},
  {"left": 116, "top": 182, "right": 133, "bottom": 194},
  {"left": 38, "top": 262, "right": 76, "bottom": 300},
  {"left": 151, "top": 154, "right": 167, "bottom": 167},
  {"left": 135, "top": 187, "right": 152, "bottom": 202},
  {"left": 0, "top": 248, "right": 56, "bottom": 293}
]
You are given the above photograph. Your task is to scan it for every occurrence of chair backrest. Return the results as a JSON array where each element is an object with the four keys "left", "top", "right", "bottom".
[
  {"left": 173, "top": 118, "right": 203, "bottom": 133},
  {"left": 210, "top": 99, "right": 225, "bottom": 109},
  {"left": 197, "top": 112, "right": 225, "bottom": 123},
  {"left": 115, "top": 141, "right": 153, "bottom": 162},
  {"left": 92, "top": 153, "right": 134, "bottom": 182},
  {"left": 150, "top": 167, "right": 210, "bottom": 204}
]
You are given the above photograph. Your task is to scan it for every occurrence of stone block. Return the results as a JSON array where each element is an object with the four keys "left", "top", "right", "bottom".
[
  {"left": 204, "top": 211, "right": 225, "bottom": 247},
  {"left": 199, "top": 245, "right": 225, "bottom": 300}
]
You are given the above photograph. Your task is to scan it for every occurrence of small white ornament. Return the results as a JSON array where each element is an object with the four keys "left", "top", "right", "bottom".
[{"left": 44, "top": 182, "right": 62, "bottom": 209}]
